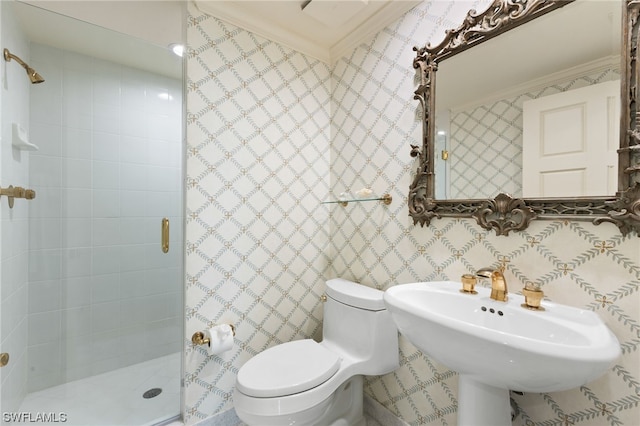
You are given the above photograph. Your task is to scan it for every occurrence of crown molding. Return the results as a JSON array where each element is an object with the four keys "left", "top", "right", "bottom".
[
  {"left": 329, "top": 1, "right": 420, "bottom": 64},
  {"left": 194, "top": 0, "right": 420, "bottom": 66},
  {"left": 194, "top": 1, "right": 329, "bottom": 62}
]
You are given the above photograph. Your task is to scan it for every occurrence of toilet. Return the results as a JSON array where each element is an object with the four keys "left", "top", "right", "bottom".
[{"left": 233, "top": 278, "right": 399, "bottom": 426}]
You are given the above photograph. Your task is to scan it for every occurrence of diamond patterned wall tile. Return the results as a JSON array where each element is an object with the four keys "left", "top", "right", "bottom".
[
  {"left": 328, "top": 1, "right": 639, "bottom": 425},
  {"left": 185, "top": 5, "right": 330, "bottom": 423},
  {"left": 186, "top": 1, "right": 639, "bottom": 425}
]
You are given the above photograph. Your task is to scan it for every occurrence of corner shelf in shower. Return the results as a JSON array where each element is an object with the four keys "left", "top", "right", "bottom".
[
  {"left": 12, "top": 123, "right": 38, "bottom": 151},
  {"left": 322, "top": 193, "right": 392, "bottom": 206}
]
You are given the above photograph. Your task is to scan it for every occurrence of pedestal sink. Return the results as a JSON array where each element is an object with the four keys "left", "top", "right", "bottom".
[{"left": 383, "top": 281, "right": 620, "bottom": 426}]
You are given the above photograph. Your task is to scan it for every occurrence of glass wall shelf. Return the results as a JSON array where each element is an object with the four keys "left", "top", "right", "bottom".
[{"left": 322, "top": 193, "right": 392, "bottom": 206}]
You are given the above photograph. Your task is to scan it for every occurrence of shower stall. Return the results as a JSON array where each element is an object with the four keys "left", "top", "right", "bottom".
[{"left": 0, "top": 1, "right": 184, "bottom": 424}]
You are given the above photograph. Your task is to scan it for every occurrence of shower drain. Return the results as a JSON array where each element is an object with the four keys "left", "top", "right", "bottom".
[{"left": 143, "top": 388, "right": 163, "bottom": 399}]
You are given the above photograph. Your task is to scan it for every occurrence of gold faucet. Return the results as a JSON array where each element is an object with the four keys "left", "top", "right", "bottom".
[{"left": 476, "top": 267, "right": 508, "bottom": 302}]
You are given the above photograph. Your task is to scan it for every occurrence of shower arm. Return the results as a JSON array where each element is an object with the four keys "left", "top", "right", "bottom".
[
  {"left": 3, "top": 48, "right": 44, "bottom": 84},
  {"left": 4, "top": 48, "right": 28, "bottom": 68}
]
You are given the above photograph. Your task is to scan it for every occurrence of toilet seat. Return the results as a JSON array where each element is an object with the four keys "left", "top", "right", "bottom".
[{"left": 236, "top": 339, "right": 340, "bottom": 398}]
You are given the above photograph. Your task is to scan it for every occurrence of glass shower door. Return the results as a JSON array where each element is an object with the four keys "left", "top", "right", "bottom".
[{"left": 0, "top": 2, "right": 183, "bottom": 424}]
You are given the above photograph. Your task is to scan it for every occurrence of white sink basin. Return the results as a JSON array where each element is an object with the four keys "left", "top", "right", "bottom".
[{"left": 383, "top": 281, "right": 620, "bottom": 425}]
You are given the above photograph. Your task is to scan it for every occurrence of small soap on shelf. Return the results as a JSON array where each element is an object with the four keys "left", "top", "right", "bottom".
[{"left": 355, "top": 187, "right": 373, "bottom": 198}]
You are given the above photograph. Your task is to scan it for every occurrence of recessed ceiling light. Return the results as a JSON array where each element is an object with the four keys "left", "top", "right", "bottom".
[{"left": 169, "top": 43, "right": 184, "bottom": 57}]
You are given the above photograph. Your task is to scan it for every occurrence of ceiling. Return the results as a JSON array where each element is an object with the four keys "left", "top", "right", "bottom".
[
  {"left": 14, "top": 1, "right": 184, "bottom": 79},
  {"left": 194, "top": 0, "right": 421, "bottom": 64},
  {"left": 13, "top": 0, "right": 420, "bottom": 78},
  {"left": 436, "top": 0, "right": 622, "bottom": 111}
]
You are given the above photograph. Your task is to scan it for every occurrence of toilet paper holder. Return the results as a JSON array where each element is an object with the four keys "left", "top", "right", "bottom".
[{"left": 192, "top": 324, "right": 235, "bottom": 347}]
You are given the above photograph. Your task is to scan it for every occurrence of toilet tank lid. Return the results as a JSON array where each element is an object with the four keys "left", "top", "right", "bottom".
[{"left": 326, "top": 278, "right": 385, "bottom": 311}]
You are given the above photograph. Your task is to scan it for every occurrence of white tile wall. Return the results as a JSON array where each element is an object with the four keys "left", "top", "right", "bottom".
[{"left": 26, "top": 43, "right": 183, "bottom": 392}]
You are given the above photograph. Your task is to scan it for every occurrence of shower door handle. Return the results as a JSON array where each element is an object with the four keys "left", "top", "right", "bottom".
[{"left": 161, "top": 218, "right": 170, "bottom": 253}]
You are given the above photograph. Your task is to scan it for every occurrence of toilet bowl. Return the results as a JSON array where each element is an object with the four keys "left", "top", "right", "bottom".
[{"left": 233, "top": 278, "right": 399, "bottom": 425}]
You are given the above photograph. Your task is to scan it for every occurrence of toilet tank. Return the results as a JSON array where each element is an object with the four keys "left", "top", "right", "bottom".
[{"left": 322, "top": 278, "right": 399, "bottom": 376}]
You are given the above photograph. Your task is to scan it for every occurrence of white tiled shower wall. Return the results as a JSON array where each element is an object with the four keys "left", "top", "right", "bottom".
[
  {"left": 26, "top": 43, "right": 182, "bottom": 392},
  {"left": 186, "top": 1, "right": 639, "bottom": 425}
]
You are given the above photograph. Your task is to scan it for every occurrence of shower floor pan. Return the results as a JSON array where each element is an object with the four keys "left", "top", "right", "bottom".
[{"left": 18, "top": 352, "right": 180, "bottom": 425}]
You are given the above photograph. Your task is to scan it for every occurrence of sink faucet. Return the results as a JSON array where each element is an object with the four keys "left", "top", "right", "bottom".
[{"left": 476, "top": 267, "right": 508, "bottom": 302}]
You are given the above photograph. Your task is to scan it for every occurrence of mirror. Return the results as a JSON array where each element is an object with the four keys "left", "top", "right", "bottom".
[
  {"left": 436, "top": 0, "right": 621, "bottom": 199},
  {"left": 409, "top": 0, "right": 640, "bottom": 236}
]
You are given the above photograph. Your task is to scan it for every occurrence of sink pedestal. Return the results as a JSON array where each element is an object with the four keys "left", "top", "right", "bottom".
[{"left": 457, "top": 375, "right": 511, "bottom": 426}]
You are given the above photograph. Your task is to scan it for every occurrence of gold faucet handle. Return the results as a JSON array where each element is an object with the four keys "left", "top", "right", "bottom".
[
  {"left": 24, "top": 189, "right": 36, "bottom": 200},
  {"left": 460, "top": 274, "right": 478, "bottom": 294},
  {"left": 521, "top": 282, "right": 544, "bottom": 311}
]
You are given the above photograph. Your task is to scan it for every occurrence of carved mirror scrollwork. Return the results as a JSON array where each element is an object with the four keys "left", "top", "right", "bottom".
[{"left": 409, "top": 0, "right": 640, "bottom": 236}]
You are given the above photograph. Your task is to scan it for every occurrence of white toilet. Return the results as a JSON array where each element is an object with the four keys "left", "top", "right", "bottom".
[{"left": 233, "top": 278, "right": 399, "bottom": 426}]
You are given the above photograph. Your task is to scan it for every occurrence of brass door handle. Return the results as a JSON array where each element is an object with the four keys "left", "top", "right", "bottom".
[{"left": 161, "top": 218, "right": 169, "bottom": 253}]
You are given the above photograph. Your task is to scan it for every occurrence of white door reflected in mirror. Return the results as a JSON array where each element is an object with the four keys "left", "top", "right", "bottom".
[{"left": 523, "top": 80, "right": 619, "bottom": 197}]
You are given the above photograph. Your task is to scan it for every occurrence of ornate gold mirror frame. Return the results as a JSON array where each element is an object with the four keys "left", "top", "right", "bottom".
[{"left": 409, "top": 0, "right": 640, "bottom": 236}]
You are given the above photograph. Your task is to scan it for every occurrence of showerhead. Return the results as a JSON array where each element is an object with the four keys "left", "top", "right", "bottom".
[
  {"left": 26, "top": 66, "right": 44, "bottom": 84},
  {"left": 3, "top": 48, "right": 45, "bottom": 84}
]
